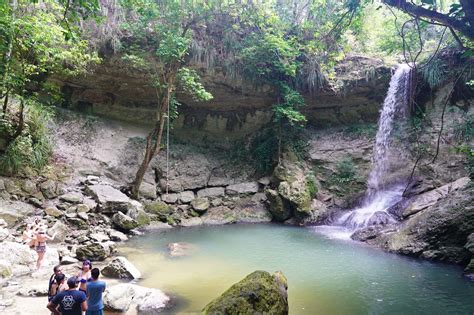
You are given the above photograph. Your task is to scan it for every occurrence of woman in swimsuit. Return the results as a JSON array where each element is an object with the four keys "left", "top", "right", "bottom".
[
  {"left": 77, "top": 260, "right": 92, "bottom": 293},
  {"left": 34, "top": 227, "right": 56, "bottom": 270},
  {"left": 49, "top": 273, "right": 66, "bottom": 301}
]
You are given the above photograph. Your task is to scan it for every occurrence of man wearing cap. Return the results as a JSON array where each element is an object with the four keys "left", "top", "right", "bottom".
[{"left": 47, "top": 276, "right": 87, "bottom": 315}]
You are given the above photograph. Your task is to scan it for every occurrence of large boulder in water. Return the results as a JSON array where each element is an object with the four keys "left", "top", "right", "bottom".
[
  {"left": 202, "top": 270, "right": 288, "bottom": 315},
  {"left": 112, "top": 212, "right": 139, "bottom": 231},
  {"left": 102, "top": 256, "right": 141, "bottom": 279},
  {"left": 266, "top": 189, "right": 291, "bottom": 222},
  {"left": 372, "top": 183, "right": 474, "bottom": 264}
]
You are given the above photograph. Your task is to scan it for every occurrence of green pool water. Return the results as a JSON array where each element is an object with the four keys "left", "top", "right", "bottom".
[{"left": 120, "top": 224, "right": 474, "bottom": 314}]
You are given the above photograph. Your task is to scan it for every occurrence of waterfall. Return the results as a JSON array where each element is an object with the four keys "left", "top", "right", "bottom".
[{"left": 337, "top": 64, "right": 412, "bottom": 229}]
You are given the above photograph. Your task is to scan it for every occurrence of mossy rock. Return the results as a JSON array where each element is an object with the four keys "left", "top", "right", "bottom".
[
  {"left": 202, "top": 270, "right": 288, "bottom": 315},
  {"left": 145, "top": 201, "right": 172, "bottom": 218},
  {"left": 135, "top": 209, "right": 151, "bottom": 226}
]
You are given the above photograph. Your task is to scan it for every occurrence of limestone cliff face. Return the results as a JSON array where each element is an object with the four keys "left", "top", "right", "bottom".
[{"left": 53, "top": 56, "right": 390, "bottom": 145}]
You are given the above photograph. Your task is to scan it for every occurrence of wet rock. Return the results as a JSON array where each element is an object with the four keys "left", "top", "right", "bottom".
[
  {"left": 167, "top": 242, "right": 197, "bottom": 257},
  {"left": 44, "top": 206, "right": 64, "bottom": 218},
  {"left": 202, "top": 270, "right": 288, "bottom": 315},
  {"left": 465, "top": 233, "right": 474, "bottom": 254},
  {"left": 179, "top": 191, "right": 195, "bottom": 203},
  {"left": 102, "top": 256, "right": 141, "bottom": 279},
  {"left": 463, "top": 259, "right": 474, "bottom": 280},
  {"left": 179, "top": 217, "right": 204, "bottom": 227},
  {"left": 191, "top": 198, "right": 210, "bottom": 213},
  {"left": 403, "top": 177, "right": 470, "bottom": 218},
  {"left": 366, "top": 211, "right": 396, "bottom": 226},
  {"left": 197, "top": 187, "right": 225, "bottom": 198},
  {"left": 76, "top": 242, "right": 109, "bottom": 261},
  {"left": 85, "top": 184, "right": 130, "bottom": 213},
  {"left": 226, "top": 182, "right": 259, "bottom": 195},
  {"left": 374, "top": 185, "right": 474, "bottom": 264},
  {"left": 266, "top": 189, "right": 291, "bottom": 222},
  {"left": 112, "top": 212, "right": 139, "bottom": 231},
  {"left": 201, "top": 206, "right": 236, "bottom": 225},
  {"left": 351, "top": 225, "right": 391, "bottom": 242},
  {"left": 0, "top": 200, "right": 35, "bottom": 227}
]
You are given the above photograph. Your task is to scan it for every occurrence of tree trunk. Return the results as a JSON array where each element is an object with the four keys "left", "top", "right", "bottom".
[
  {"left": 2, "top": 91, "right": 9, "bottom": 115},
  {"left": 130, "top": 77, "right": 174, "bottom": 199}
]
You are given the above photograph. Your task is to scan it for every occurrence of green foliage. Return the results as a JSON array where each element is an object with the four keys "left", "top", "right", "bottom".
[
  {"left": 327, "top": 157, "right": 364, "bottom": 196},
  {"left": 454, "top": 115, "right": 474, "bottom": 142},
  {"left": 306, "top": 174, "right": 318, "bottom": 199},
  {"left": 421, "top": 58, "right": 447, "bottom": 89},
  {"left": 342, "top": 123, "right": 377, "bottom": 138},
  {"left": 0, "top": 102, "right": 53, "bottom": 175},
  {"left": 177, "top": 68, "right": 213, "bottom": 101}
]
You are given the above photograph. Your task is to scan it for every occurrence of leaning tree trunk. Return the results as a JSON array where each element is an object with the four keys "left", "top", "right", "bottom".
[{"left": 130, "top": 79, "right": 173, "bottom": 199}]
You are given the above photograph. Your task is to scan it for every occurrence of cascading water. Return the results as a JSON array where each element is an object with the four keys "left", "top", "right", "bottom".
[{"left": 337, "top": 64, "right": 413, "bottom": 230}]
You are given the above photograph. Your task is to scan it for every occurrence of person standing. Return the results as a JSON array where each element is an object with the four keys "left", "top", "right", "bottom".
[
  {"left": 34, "top": 227, "right": 57, "bottom": 270},
  {"left": 86, "top": 268, "right": 106, "bottom": 315},
  {"left": 77, "top": 260, "right": 92, "bottom": 293},
  {"left": 47, "top": 276, "right": 87, "bottom": 315},
  {"left": 48, "top": 265, "right": 63, "bottom": 302}
]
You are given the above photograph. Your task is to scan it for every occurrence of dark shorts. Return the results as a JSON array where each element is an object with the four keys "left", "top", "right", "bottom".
[
  {"left": 86, "top": 309, "right": 104, "bottom": 315},
  {"left": 35, "top": 245, "right": 46, "bottom": 253}
]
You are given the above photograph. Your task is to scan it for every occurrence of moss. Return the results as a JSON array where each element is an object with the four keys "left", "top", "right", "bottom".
[
  {"left": 202, "top": 270, "right": 288, "bottom": 315},
  {"left": 305, "top": 174, "right": 318, "bottom": 199},
  {"left": 144, "top": 201, "right": 172, "bottom": 221},
  {"left": 136, "top": 210, "right": 151, "bottom": 226}
]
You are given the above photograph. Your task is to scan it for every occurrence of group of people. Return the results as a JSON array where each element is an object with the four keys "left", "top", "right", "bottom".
[
  {"left": 46, "top": 261, "right": 106, "bottom": 315},
  {"left": 22, "top": 217, "right": 56, "bottom": 269}
]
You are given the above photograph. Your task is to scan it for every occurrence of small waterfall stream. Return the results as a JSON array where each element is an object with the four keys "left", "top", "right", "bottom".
[{"left": 336, "top": 64, "right": 412, "bottom": 230}]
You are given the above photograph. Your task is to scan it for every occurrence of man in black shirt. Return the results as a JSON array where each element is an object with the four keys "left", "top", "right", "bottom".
[{"left": 47, "top": 276, "right": 88, "bottom": 315}]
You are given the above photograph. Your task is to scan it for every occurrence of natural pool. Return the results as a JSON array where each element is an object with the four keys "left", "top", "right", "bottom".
[{"left": 120, "top": 224, "right": 474, "bottom": 314}]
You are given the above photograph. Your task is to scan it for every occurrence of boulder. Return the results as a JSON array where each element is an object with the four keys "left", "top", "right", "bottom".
[
  {"left": 44, "top": 206, "right": 64, "bottom": 218},
  {"left": 126, "top": 203, "right": 151, "bottom": 227},
  {"left": 59, "top": 192, "right": 84, "bottom": 204},
  {"left": 104, "top": 283, "right": 135, "bottom": 312},
  {"left": 139, "top": 181, "right": 157, "bottom": 199},
  {"left": 108, "top": 229, "right": 128, "bottom": 242},
  {"left": 464, "top": 259, "right": 474, "bottom": 280},
  {"left": 0, "top": 200, "right": 35, "bottom": 227},
  {"left": 18, "top": 284, "right": 49, "bottom": 297},
  {"left": 162, "top": 193, "right": 179, "bottom": 204},
  {"left": 197, "top": 187, "right": 225, "bottom": 198},
  {"left": 76, "top": 204, "right": 90, "bottom": 213},
  {"left": 76, "top": 242, "right": 109, "bottom": 261},
  {"left": 266, "top": 189, "right": 291, "bottom": 222},
  {"left": 21, "top": 180, "right": 37, "bottom": 194},
  {"left": 112, "top": 212, "right": 139, "bottom": 231},
  {"left": 104, "top": 284, "right": 170, "bottom": 313},
  {"left": 90, "top": 232, "right": 110, "bottom": 243},
  {"left": 373, "top": 185, "right": 474, "bottom": 264},
  {"left": 465, "top": 233, "right": 474, "bottom": 254},
  {"left": 85, "top": 184, "right": 130, "bottom": 213},
  {"left": 39, "top": 180, "right": 59, "bottom": 199},
  {"left": 179, "top": 191, "right": 195, "bottom": 203},
  {"left": 202, "top": 270, "right": 288, "bottom": 315},
  {"left": 49, "top": 220, "right": 68, "bottom": 243},
  {"left": 226, "top": 182, "right": 259, "bottom": 195},
  {"left": 144, "top": 201, "right": 172, "bottom": 222},
  {"left": 201, "top": 206, "right": 236, "bottom": 225},
  {"left": 167, "top": 242, "right": 197, "bottom": 257},
  {"left": 0, "top": 242, "right": 35, "bottom": 266},
  {"left": 403, "top": 177, "right": 470, "bottom": 217},
  {"left": 191, "top": 198, "right": 210, "bottom": 213},
  {"left": 102, "top": 256, "right": 141, "bottom": 279}
]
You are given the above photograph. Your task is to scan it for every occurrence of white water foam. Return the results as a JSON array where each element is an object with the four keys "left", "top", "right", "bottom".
[{"left": 318, "top": 64, "right": 412, "bottom": 237}]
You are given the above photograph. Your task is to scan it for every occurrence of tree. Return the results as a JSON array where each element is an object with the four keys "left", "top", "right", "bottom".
[
  {"left": 0, "top": 0, "right": 98, "bottom": 173},
  {"left": 382, "top": 0, "right": 474, "bottom": 42},
  {"left": 120, "top": 0, "right": 214, "bottom": 198}
]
